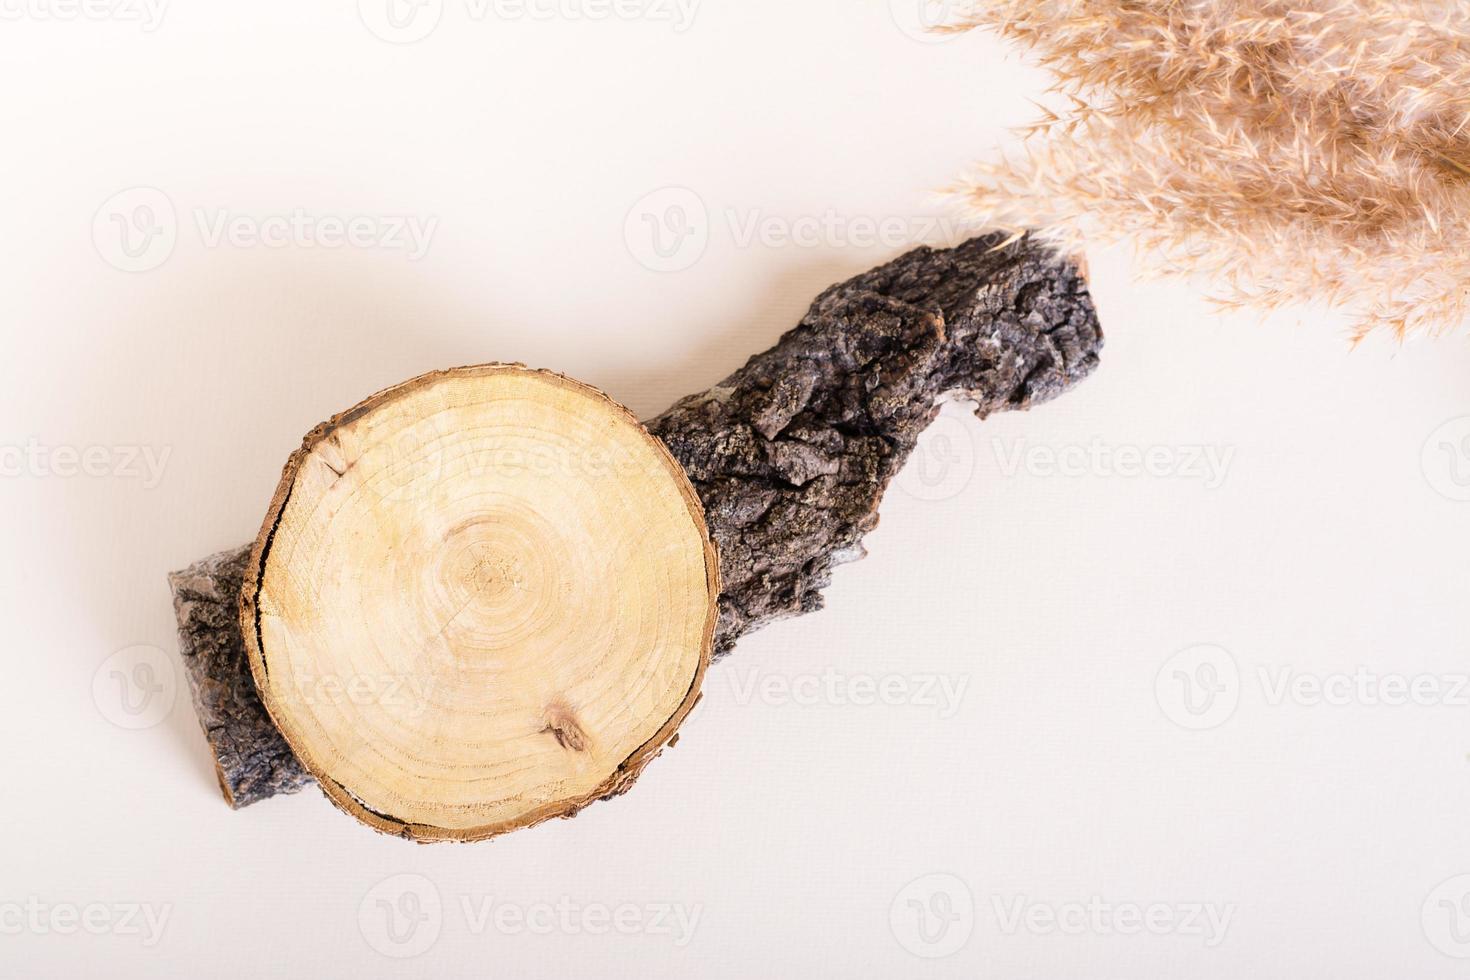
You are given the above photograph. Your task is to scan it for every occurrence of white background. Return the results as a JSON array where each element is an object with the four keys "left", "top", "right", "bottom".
[{"left": 4, "top": 1, "right": 1470, "bottom": 977}]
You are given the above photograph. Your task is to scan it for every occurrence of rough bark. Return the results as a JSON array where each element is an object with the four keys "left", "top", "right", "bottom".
[
  {"left": 169, "top": 548, "right": 315, "bottom": 806},
  {"left": 168, "top": 232, "right": 1103, "bottom": 809},
  {"left": 647, "top": 233, "right": 1101, "bottom": 654}
]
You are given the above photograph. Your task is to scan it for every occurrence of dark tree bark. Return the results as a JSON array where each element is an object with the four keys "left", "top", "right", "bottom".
[
  {"left": 647, "top": 233, "right": 1101, "bottom": 654},
  {"left": 169, "top": 548, "right": 315, "bottom": 806},
  {"left": 168, "top": 232, "right": 1103, "bottom": 809}
]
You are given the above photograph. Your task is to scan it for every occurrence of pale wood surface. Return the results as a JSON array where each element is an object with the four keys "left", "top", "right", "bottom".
[{"left": 240, "top": 365, "right": 719, "bottom": 841}]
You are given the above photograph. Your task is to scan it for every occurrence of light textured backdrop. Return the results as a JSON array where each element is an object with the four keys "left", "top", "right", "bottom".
[{"left": 4, "top": 1, "right": 1470, "bottom": 977}]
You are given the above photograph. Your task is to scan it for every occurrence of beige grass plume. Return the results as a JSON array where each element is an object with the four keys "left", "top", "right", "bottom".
[{"left": 945, "top": 0, "right": 1470, "bottom": 338}]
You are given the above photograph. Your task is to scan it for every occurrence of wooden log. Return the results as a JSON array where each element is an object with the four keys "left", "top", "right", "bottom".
[{"left": 168, "top": 232, "right": 1103, "bottom": 822}]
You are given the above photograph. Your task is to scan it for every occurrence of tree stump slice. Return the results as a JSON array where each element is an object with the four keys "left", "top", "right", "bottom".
[{"left": 239, "top": 365, "right": 719, "bottom": 841}]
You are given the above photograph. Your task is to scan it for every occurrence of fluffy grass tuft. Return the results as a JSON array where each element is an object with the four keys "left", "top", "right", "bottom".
[{"left": 947, "top": 0, "right": 1470, "bottom": 338}]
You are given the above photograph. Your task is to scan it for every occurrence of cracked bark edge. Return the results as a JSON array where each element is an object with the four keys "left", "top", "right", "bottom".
[{"left": 167, "top": 231, "right": 1103, "bottom": 810}]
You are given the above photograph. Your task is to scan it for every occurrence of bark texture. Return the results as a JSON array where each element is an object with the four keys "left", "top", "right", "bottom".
[
  {"left": 168, "top": 232, "right": 1103, "bottom": 809},
  {"left": 168, "top": 548, "right": 315, "bottom": 806},
  {"left": 647, "top": 233, "right": 1101, "bottom": 654}
]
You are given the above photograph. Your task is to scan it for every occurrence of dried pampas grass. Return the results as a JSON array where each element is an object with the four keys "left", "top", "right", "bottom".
[{"left": 946, "top": 0, "right": 1470, "bottom": 338}]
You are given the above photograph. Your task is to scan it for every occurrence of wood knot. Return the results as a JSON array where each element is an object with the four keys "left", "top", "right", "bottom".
[{"left": 542, "top": 704, "right": 589, "bottom": 753}]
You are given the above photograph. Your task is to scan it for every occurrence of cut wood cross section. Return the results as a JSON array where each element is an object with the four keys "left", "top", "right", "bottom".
[{"left": 239, "top": 366, "right": 720, "bottom": 841}]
